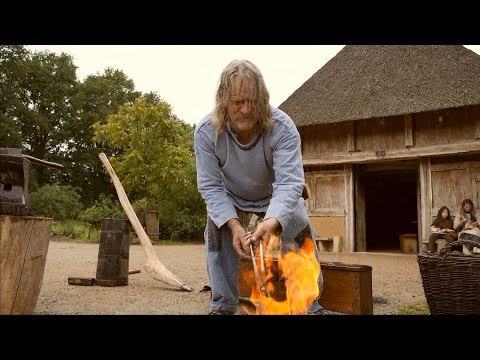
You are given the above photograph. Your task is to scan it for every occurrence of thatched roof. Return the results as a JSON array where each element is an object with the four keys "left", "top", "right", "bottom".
[{"left": 279, "top": 45, "right": 480, "bottom": 127}]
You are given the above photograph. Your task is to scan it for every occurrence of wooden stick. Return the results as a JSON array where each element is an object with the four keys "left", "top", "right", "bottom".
[{"left": 98, "top": 153, "right": 192, "bottom": 291}]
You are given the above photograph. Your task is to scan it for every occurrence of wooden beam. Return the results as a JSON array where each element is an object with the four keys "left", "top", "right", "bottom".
[
  {"left": 344, "top": 164, "right": 355, "bottom": 253},
  {"left": 355, "top": 168, "right": 366, "bottom": 252},
  {"left": 476, "top": 117, "right": 480, "bottom": 139},
  {"left": 303, "top": 140, "right": 480, "bottom": 166},
  {"left": 419, "top": 158, "right": 432, "bottom": 248},
  {"left": 347, "top": 121, "right": 356, "bottom": 152},
  {"left": 404, "top": 114, "right": 413, "bottom": 147}
]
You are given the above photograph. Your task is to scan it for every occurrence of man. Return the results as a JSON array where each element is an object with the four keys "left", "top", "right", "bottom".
[{"left": 194, "top": 59, "right": 323, "bottom": 315}]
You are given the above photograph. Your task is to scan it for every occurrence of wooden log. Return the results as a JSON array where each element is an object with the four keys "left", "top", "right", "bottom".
[
  {"left": 0, "top": 215, "right": 52, "bottom": 314},
  {"left": 68, "top": 277, "right": 95, "bottom": 286},
  {"left": 128, "top": 269, "right": 141, "bottom": 275},
  {"left": 95, "top": 218, "right": 130, "bottom": 287}
]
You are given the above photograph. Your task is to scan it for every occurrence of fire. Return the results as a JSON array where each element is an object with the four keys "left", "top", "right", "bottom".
[{"left": 243, "top": 234, "right": 321, "bottom": 315}]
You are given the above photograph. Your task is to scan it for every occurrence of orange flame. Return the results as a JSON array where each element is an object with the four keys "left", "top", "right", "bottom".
[{"left": 244, "top": 234, "right": 321, "bottom": 315}]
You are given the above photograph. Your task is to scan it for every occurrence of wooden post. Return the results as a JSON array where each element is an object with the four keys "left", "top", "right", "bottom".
[
  {"left": 419, "top": 158, "right": 432, "bottom": 249},
  {"left": 95, "top": 218, "right": 130, "bottom": 287},
  {"left": 344, "top": 164, "right": 355, "bottom": 252},
  {"left": 0, "top": 215, "right": 52, "bottom": 314},
  {"left": 145, "top": 210, "right": 160, "bottom": 241},
  {"left": 355, "top": 168, "right": 366, "bottom": 252}
]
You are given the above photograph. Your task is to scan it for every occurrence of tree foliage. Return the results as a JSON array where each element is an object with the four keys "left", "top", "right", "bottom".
[
  {"left": 80, "top": 194, "right": 126, "bottom": 225},
  {"left": 93, "top": 97, "right": 192, "bottom": 200},
  {"left": 0, "top": 45, "right": 29, "bottom": 148},
  {"left": 1, "top": 46, "right": 206, "bottom": 240},
  {"left": 30, "top": 183, "right": 83, "bottom": 220},
  {"left": 59, "top": 68, "right": 141, "bottom": 205},
  {"left": 17, "top": 50, "right": 79, "bottom": 186},
  {"left": 93, "top": 96, "right": 206, "bottom": 240}
]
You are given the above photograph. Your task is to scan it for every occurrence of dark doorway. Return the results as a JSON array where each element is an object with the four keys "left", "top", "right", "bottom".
[{"left": 362, "top": 166, "right": 418, "bottom": 252}]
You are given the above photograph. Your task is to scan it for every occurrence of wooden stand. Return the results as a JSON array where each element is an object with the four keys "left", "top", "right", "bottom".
[
  {"left": 96, "top": 218, "right": 130, "bottom": 287},
  {"left": 0, "top": 215, "right": 52, "bottom": 314}
]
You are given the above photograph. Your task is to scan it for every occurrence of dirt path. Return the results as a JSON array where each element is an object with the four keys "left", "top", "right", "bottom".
[{"left": 35, "top": 241, "right": 426, "bottom": 315}]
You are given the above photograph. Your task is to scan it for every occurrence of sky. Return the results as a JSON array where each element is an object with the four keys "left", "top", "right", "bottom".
[{"left": 27, "top": 45, "right": 480, "bottom": 126}]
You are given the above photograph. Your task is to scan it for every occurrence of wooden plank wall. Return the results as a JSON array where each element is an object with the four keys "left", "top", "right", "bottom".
[
  {"left": 300, "top": 122, "right": 350, "bottom": 158},
  {"left": 355, "top": 115, "right": 405, "bottom": 151},
  {"left": 300, "top": 105, "right": 480, "bottom": 160},
  {"left": 429, "top": 159, "right": 480, "bottom": 220},
  {"left": 414, "top": 107, "right": 476, "bottom": 147}
]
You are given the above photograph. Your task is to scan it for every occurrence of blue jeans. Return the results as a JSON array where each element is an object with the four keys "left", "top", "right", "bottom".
[{"left": 205, "top": 197, "right": 323, "bottom": 314}]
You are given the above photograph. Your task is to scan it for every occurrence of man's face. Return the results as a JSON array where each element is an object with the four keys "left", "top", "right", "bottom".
[
  {"left": 227, "top": 76, "right": 257, "bottom": 137},
  {"left": 464, "top": 203, "right": 472, "bottom": 213}
]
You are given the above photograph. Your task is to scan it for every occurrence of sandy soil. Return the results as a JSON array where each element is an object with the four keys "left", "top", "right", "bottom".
[{"left": 34, "top": 240, "right": 426, "bottom": 315}]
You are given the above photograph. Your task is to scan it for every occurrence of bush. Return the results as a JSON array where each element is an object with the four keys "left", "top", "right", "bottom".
[
  {"left": 162, "top": 212, "right": 206, "bottom": 241},
  {"left": 80, "top": 195, "right": 126, "bottom": 225},
  {"left": 30, "top": 183, "right": 83, "bottom": 220}
]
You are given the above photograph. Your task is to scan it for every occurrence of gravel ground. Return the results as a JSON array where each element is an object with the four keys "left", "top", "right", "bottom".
[{"left": 34, "top": 240, "right": 426, "bottom": 315}]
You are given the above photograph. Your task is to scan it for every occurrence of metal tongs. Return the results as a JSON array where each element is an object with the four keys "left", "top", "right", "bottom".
[{"left": 247, "top": 214, "right": 270, "bottom": 297}]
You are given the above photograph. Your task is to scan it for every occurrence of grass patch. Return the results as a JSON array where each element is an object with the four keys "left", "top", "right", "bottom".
[
  {"left": 397, "top": 301, "right": 430, "bottom": 315},
  {"left": 52, "top": 220, "right": 101, "bottom": 243},
  {"left": 52, "top": 221, "right": 203, "bottom": 245}
]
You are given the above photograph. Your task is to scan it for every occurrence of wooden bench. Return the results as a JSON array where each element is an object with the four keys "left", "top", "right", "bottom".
[
  {"left": 316, "top": 236, "right": 341, "bottom": 252},
  {"left": 422, "top": 238, "right": 480, "bottom": 254},
  {"left": 421, "top": 238, "right": 447, "bottom": 253}
]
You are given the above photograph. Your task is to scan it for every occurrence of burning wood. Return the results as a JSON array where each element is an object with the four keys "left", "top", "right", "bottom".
[{"left": 241, "top": 234, "right": 321, "bottom": 315}]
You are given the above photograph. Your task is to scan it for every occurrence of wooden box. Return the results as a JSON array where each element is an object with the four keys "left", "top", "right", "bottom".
[
  {"left": 238, "top": 258, "right": 373, "bottom": 315},
  {"left": 400, "top": 233, "right": 417, "bottom": 254},
  {"left": 318, "top": 262, "right": 373, "bottom": 315}
]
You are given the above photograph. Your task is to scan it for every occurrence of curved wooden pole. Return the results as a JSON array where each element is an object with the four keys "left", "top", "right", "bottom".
[{"left": 99, "top": 153, "right": 192, "bottom": 291}]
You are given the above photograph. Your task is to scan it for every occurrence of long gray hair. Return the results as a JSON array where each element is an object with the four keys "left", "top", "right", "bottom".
[{"left": 212, "top": 59, "right": 273, "bottom": 134}]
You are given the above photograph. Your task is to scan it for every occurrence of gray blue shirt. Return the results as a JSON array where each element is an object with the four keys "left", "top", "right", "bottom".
[{"left": 194, "top": 107, "right": 305, "bottom": 231}]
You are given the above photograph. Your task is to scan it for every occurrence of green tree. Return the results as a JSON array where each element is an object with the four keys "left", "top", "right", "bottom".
[
  {"left": 93, "top": 96, "right": 206, "bottom": 240},
  {"left": 15, "top": 50, "right": 79, "bottom": 186},
  {"left": 59, "top": 68, "right": 140, "bottom": 205},
  {"left": 0, "top": 45, "right": 29, "bottom": 148}
]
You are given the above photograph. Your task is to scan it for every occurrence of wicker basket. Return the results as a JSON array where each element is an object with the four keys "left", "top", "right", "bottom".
[{"left": 417, "top": 239, "right": 480, "bottom": 315}]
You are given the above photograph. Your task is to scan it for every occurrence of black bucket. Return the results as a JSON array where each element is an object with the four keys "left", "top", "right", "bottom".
[{"left": 96, "top": 218, "right": 130, "bottom": 286}]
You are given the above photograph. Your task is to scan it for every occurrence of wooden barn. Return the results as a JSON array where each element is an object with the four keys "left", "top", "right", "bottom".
[{"left": 279, "top": 45, "right": 480, "bottom": 253}]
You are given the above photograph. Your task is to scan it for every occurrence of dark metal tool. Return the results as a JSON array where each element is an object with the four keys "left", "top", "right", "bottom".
[{"left": 0, "top": 148, "right": 63, "bottom": 216}]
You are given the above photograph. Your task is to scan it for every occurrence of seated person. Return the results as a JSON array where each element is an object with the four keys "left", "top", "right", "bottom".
[
  {"left": 427, "top": 205, "right": 457, "bottom": 252},
  {"left": 454, "top": 199, "right": 480, "bottom": 252}
]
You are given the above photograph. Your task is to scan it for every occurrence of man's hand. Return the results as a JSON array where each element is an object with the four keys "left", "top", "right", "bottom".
[
  {"left": 227, "top": 219, "right": 250, "bottom": 258},
  {"left": 249, "top": 218, "right": 281, "bottom": 249}
]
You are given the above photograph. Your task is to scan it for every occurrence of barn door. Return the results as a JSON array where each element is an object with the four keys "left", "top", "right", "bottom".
[
  {"left": 430, "top": 161, "right": 480, "bottom": 218},
  {"left": 304, "top": 170, "right": 348, "bottom": 251}
]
